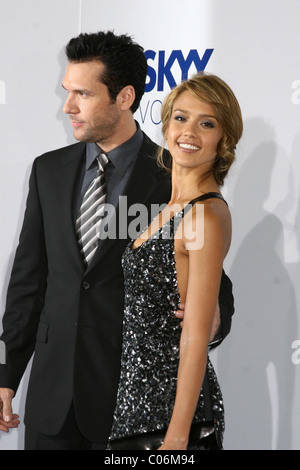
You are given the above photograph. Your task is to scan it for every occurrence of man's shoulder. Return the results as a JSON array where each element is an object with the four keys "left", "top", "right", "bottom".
[
  {"left": 140, "top": 131, "right": 171, "bottom": 173},
  {"left": 140, "top": 132, "right": 170, "bottom": 159},
  {"left": 35, "top": 141, "right": 86, "bottom": 166}
]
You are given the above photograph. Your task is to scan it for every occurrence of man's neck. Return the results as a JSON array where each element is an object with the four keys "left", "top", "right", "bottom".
[{"left": 97, "top": 114, "right": 137, "bottom": 153}]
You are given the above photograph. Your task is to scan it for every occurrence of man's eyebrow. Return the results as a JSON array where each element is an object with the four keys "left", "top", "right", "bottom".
[{"left": 61, "top": 84, "right": 90, "bottom": 94}]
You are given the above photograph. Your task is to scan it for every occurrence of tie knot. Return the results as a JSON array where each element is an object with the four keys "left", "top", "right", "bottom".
[{"left": 97, "top": 153, "right": 109, "bottom": 172}]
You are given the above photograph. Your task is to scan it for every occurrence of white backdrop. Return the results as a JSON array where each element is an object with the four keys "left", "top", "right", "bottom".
[{"left": 0, "top": 0, "right": 299, "bottom": 450}]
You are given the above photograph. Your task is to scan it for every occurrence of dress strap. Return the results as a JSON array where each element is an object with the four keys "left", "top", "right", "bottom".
[
  {"left": 172, "top": 192, "right": 227, "bottom": 235},
  {"left": 188, "top": 192, "right": 228, "bottom": 207}
]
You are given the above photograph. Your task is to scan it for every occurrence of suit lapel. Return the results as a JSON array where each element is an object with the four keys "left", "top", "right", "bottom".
[{"left": 57, "top": 142, "right": 87, "bottom": 271}]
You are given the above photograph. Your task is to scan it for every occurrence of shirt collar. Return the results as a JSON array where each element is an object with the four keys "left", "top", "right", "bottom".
[{"left": 85, "top": 121, "right": 143, "bottom": 175}]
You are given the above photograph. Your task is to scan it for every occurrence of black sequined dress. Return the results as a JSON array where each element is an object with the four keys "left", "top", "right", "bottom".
[{"left": 108, "top": 193, "right": 225, "bottom": 449}]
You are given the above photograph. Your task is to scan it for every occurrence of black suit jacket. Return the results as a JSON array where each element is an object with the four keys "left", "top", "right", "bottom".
[{"left": 0, "top": 133, "right": 234, "bottom": 443}]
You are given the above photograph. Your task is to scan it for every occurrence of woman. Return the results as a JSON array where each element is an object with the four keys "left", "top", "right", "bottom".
[{"left": 107, "top": 73, "right": 243, "bottom": 450}]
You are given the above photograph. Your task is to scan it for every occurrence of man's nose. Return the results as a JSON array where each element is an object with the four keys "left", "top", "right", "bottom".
[{"left": 63, "top": 94, "right": 79, "bottom": 115}]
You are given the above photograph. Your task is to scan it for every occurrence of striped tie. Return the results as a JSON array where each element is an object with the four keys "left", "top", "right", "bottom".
[{"left": 76, "top": 153, "right": 109, "bottom": 265}]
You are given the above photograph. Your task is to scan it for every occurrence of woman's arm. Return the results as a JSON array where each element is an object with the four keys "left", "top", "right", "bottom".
[{"left": 159, "top": 200, "right": 231, "bottom": 450}]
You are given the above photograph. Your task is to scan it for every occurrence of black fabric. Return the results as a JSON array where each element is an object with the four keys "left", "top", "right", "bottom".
[
  {"left": 0, "top": 134, "right": 234, "bottom": 445},
  {"left": 25, "top": 404, "right": 106, "bottom": 450}
]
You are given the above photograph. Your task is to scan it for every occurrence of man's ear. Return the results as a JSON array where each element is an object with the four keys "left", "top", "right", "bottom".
[{"left": 117, "top": 85, "right": 136, "bottom": 111}]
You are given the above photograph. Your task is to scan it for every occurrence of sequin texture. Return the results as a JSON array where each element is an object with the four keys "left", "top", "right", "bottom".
[{"left": 108, "top": 209, "right": 225, "bottom": 447}]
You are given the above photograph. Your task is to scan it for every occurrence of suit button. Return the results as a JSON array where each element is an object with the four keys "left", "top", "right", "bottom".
[{"left": 82, "top": 281, "right": 90, "bottom": 290}]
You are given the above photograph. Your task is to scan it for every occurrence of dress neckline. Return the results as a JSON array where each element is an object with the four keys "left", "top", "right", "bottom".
[{"left": 130, "top": 192, "right": 227, "bottom": 252}]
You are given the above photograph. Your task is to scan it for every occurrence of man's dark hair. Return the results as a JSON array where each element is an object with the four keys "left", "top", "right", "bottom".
[{"left": 65, "top": 31, "right": 147, "bottom": 113}]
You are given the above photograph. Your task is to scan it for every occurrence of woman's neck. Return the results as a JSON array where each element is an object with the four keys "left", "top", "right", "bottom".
[{"left": 168, "top": 166, "right": 219, "bottom": 206}]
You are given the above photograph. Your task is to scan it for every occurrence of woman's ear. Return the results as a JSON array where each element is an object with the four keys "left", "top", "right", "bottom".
[{"left": 117, "top": 85, "right": 136, "bottom": 111}]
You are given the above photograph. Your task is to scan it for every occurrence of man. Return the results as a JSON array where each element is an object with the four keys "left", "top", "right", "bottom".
[{"left": 0, "top": 31, "right": 234, "bottom": 450}]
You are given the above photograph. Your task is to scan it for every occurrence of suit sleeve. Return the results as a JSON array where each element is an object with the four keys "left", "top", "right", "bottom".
[
  {"left": 209, "top": 269, "right": 234, "bottom": 350},
  {"left": 0, "top": 159, "right": 48, "bottom": 392}
]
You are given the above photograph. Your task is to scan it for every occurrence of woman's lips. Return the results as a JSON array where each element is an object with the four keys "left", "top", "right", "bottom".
[{"left": 177, "top": 141, "right": 201, "bottom": 151}]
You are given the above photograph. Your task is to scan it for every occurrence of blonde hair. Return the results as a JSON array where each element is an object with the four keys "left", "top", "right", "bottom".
[{"left": 158, "top": 73, "right": 243, "bottom": 186}]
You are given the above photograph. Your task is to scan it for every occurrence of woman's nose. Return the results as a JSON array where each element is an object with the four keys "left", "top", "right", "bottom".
[{"left": 183, "top": 120, "right": 197, "bottom": 137}]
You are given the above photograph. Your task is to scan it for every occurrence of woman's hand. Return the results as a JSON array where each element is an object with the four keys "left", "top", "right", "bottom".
[{"left": 157, "top": 436, "right": 188, "bottom": 450}]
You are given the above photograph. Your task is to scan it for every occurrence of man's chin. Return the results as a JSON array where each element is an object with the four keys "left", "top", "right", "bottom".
[{"left": 73, "top": 130, "right": 90, "bottom": 143}]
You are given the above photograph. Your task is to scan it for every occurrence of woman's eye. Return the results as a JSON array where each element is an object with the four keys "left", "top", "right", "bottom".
[
  {"left": 174, "top": 115, "right": 186, "bottom": 122},
  {"left": 202, "top": 121, "right": 215, "bottom": 128}
]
